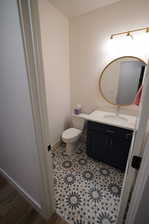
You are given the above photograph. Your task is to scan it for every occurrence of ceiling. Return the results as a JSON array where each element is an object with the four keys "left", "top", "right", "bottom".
[{"left": 48, "top": 0, "right": 121, "bottom": 18}]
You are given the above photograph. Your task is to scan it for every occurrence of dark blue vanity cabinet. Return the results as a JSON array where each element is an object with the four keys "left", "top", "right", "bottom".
[{"left": 86, "top": 121, "right": 133, "bottom": 172}]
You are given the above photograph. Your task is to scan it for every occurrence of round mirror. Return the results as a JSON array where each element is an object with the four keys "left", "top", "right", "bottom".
[{"left": 99, "top": 56, "right": 146, "bottom": 106}]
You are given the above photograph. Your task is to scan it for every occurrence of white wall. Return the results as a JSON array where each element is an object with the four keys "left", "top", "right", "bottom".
[
  {"left": 38, "top": 0, "right": 71, "bottom": 146},
  {"left": 70, "top": 0, "right": 149, "bottom": 115},
  {"left": 0, "top": 0, "right": 42, "bottom": 206}
]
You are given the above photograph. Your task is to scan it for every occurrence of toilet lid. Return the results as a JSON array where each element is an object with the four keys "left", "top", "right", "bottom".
[{"left": 62, "top": 128, "right": 82, "bottom": 140}]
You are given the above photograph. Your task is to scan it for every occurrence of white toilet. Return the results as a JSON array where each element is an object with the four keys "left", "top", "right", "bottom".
[{"left": 62, "top": 116, "right": 84, "bottom": 155}]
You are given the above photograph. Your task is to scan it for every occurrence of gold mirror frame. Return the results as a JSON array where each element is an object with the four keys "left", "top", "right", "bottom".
[{"left": 99, "top": 56, "right": 147, "bottom": 106}]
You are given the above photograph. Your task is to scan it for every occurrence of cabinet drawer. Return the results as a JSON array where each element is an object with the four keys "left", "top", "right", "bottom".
[{"left": 87, "top": 121, "right": 133, "bottom": 138}]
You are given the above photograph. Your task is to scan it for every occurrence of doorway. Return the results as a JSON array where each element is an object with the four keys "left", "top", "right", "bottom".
[{"left": 18, "top": 0, "right": 149, "bottom": 224}]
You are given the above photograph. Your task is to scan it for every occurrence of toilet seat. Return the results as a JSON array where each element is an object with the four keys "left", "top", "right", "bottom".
[{"left": 62, "top": 128, "right": 82, "bottom": 143}]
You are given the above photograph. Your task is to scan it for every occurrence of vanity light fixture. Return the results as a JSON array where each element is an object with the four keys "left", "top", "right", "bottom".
[
  {"left": 110, "top": 27, "right": 149, "bottom": 40},
  {"left": 126, "top": 32, "right": 133, "bottom": 40}
]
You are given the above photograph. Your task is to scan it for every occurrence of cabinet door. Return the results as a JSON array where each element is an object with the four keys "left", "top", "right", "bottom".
[
  {"left": 107, "top": 135, "right": 131, "bottom": 171},
  {"left": 86, "top": 121, "right": 132, "bottom": 171},
  {"left": 87, "top": 130, "right": 109, "bottom": 161}
]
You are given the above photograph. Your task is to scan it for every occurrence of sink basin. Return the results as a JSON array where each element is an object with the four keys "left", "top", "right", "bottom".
[{"left": 104, "top": 115, "right": 128, "bottom": 123}]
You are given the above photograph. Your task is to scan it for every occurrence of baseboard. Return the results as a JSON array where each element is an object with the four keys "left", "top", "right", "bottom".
[
  {"left": 51, "top": 140, "right": 62, "bottom": 150},
  {"left": 0, "top": 168, "right": 41, "bottom": 212}
]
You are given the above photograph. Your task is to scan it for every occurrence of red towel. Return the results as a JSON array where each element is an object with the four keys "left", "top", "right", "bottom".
[{"left": 133, "top": 85, "right": 143, "bottom": 106}]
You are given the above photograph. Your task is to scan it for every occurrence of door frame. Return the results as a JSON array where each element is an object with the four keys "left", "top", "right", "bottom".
[
  {"left": 126, "top": 131, "right": 149, "bottom": 223},
  {"left": 18, "top": 0, "right": 149, "bottom": 222},
  {"left": 117, "top": 61, "right": 149, "bottom": 224},
  {"left": 125, "top": 62, "right": 149, "bottom": 224},
  {"left": 17, "top": 0, "right": 55, "bottom": 218}
]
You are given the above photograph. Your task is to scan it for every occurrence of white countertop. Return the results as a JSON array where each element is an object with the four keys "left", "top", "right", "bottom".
[{"left": 73, "top": 110, "right": 137, "bottom": 131}]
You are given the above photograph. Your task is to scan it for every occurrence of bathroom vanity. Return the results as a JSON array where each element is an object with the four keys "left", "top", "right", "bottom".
[
  {"left": 73, "top": 56, "right": 145, "bottom": 171},
  {"left": 75, "top": 110, "right": 137, "bottom": 172},
  {"left": 86, "top": 121, "right": 133, "bottom": 171}
]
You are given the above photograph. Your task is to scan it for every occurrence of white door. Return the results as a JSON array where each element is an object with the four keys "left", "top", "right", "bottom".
[
  {"left": 117, "top": 61, "right": 149, "bottom": 224},
  {"left": 127, "top": 133, "right": 149, "bottom": 224},
  {"left": 0, "top": 0, "right": 55, "bottom": 219}
]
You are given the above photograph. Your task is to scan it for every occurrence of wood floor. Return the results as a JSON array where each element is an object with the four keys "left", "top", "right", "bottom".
[
  {"left": 49, "top": 214, "right": 68, "bottom": 224},
  {"left": 0, "top": 175, "right": 68, "bottom": 224}
]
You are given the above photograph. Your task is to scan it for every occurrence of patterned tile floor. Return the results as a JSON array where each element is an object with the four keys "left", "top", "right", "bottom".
[{"left": 51, "top": 142, "right": 124, "bottom": 224}]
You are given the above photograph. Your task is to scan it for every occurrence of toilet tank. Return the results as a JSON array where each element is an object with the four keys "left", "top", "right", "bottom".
[{"left": 72, "top": 115, "right": 85, "bottom": 130}]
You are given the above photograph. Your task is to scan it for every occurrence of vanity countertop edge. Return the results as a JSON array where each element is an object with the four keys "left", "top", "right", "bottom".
[{"left": 73, "top": 110, "right": 137, "bottom": 131}]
